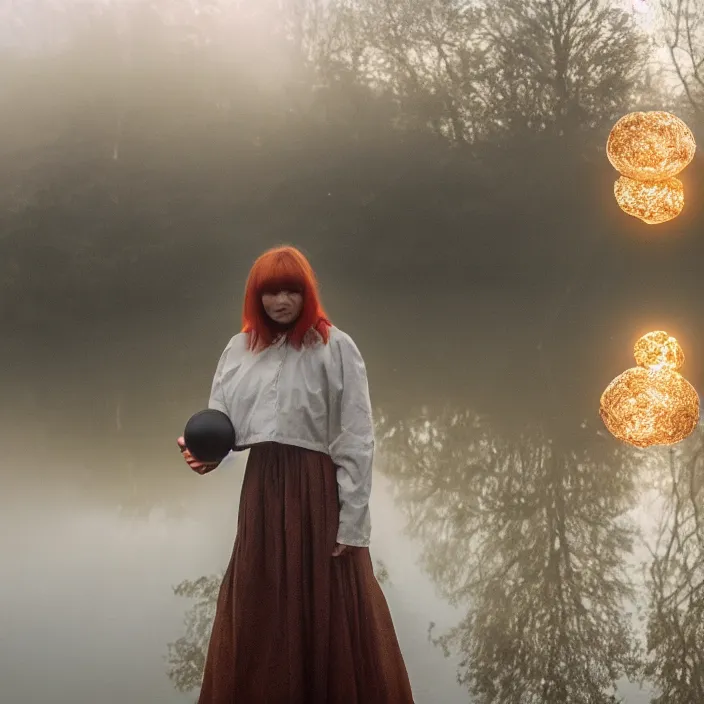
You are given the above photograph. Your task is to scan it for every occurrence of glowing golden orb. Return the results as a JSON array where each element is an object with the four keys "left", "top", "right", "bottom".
[
  {"left": 607, "top": 111, "right": 696, "bottom": 181},
  {"left": 614, "top": 176, "right": 684, "bottom": 224},
  {"left": 600, "top": 331, "right": 699, "bottom": 448},
  {"left": 633, "top": 330, "right": 684, "bottom": 370}
]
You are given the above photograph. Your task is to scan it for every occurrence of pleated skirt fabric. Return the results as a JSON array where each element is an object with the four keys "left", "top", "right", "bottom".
[{"left": 197, "top": 442, "right": 414, "bottom": 704}]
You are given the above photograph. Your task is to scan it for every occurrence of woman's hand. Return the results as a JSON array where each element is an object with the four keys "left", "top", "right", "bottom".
[
  {"left": 177, "top": 436, "right": 220, "bottom": 475},
  {"left": 332, "top": 543, "right": 350, "bottom": 557}
]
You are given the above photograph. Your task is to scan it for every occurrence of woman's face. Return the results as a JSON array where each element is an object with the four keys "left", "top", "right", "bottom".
[{"left": 261, "top": 289, "right": 304, "bottom": 325}]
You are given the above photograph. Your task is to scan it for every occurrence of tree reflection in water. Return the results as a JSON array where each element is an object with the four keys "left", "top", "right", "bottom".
[
  {"left": 644, "top": 438, "right": 704, "bottom": 704},
  {"left": 167, "top": 575, "right": 220, "bottom": 696},
  {"left": 377, "top": 406, "right": 643, "bottom": 703}
]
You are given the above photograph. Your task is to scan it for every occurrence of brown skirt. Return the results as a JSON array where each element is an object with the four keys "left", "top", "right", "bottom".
[{"left": 197, "top": 442, "right": 414, "bottom": 704}]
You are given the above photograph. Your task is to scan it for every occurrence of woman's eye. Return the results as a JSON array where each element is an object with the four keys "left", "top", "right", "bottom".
[{"left": 263, "top": 287, "right": 301, "bottom": 297}]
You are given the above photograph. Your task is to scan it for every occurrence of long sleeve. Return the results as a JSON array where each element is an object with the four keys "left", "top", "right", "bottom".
[
  {"left": 208, "top": 337, "right": 236, "bottom": 415},
  {"left": 328, "top": 333, "right": 374, "bottom": 547}
]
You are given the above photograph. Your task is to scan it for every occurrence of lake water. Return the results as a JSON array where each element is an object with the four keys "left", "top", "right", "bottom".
[{"left": 6, "top": 279, "right": 694, "bottom": 704}]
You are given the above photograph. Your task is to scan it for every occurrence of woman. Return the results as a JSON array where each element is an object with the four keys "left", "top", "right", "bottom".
[{"left": 177, "top": 245, "right": 414, "bottom": 703}]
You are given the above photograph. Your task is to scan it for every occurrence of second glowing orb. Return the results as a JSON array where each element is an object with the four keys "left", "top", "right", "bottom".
[{"left": 600, "top": 331, "right": 699, "bottom": 448}]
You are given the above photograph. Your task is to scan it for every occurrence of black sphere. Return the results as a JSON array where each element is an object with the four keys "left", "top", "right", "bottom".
[{"left": 184, "top": 409, "right": 236, "bottom": 463}]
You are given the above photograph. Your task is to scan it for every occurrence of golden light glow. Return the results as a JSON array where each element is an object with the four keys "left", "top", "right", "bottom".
[
  {"left": 633, "top": 330, "right": 684, "bottom": 370},
  {"left": 607, "top": 111, "right": 696, "bottom": 181},
  {"left": 600, "top": 331, "right": 699, "bottom": 448},
  {"left": 600, "top": 368, "right": 699, "bottom": 447},
  {"left": 614, "top": 176, "right": 684, "bottom": 224}
]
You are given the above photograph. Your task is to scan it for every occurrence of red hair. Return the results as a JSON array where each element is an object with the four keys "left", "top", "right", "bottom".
[{"left": 242, "top": 245, "right": 332, "bottom": 351}]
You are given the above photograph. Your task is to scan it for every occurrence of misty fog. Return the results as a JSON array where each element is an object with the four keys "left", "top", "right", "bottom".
[{"left": 2, "top": 1, "right": 704, "bottom": 703}]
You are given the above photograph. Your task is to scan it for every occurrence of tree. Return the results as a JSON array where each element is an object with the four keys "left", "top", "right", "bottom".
[
  {"left": 644, "top": 435, "right": 704, "bottom": 703},
  {"left": 323, "top": 0, "right": 488, "bottom": 143},
  {"left": 325, "top": 0, "right": 647, "bottom": 144},
  {"left": 658, "top": 0, "right": 704, "bottom": 114},
  {"left": 167, "top": 575, "right": 221, "bottom": 696},
  {"left": 479, "top": 0, "right": 648, "bottom": 138},
  {"left": 378, "top": 406, "right": 643, "bottom": 703}
]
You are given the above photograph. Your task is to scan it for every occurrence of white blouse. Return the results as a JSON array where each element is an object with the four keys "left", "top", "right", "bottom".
[{"left": 208, "top": 325, "right": 374, "bottom": 547}]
